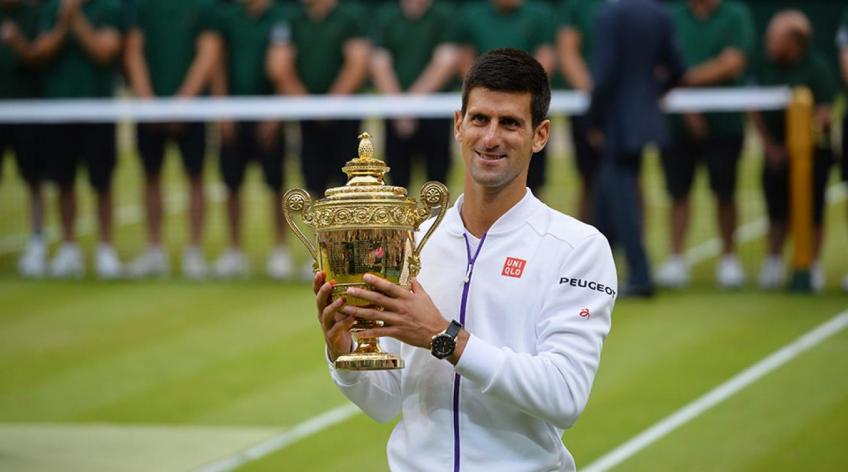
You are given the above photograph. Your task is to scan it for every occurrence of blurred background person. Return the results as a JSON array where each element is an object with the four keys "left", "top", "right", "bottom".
[
  {"left": 370, "top": 0, "right": 459, "bottom": 190},
  {"left": 588, "top": 0, "right": 686, "bottom": 298},
  {"left": 556, "top": 0, "right": 603, "bottom": 223},
  {"left": 268, "top": 0, "right": 369, "bottom": 279},
  {"left": 456, "top": 0, "right": 555, "bottom": 197},
  {"left": 212, "top": 0, "right": 293, "bottom": 279},
  {"left": 1, "top": 0, "right": 47, "bottom": 277},
  {"left": 751, "top": 10, "right": 837, "bottom": 292},
  {"left": 29, "top": 0, "right": 124, "bottom": 279},
  {"left": 655, "top": 0, "right": 755, "bottom": 289},
  {"left": 839, "top": 6, "right": 848, "bottom": 292},
  {"left": 123, "top": 0, "right": 221, "bottom": 279}
]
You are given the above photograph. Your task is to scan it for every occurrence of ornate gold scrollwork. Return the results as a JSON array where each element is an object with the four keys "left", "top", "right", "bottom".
[
  {"left": 410, "top": 181, "right": 450, "bottom": 277},
  {"left": 283, "top": 189, "right": 318, "bottom": 262}
]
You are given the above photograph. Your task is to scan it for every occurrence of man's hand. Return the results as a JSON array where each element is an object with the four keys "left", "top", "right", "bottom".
[
  {"left": 764, "top": 140, "right": 787, "bottom": 171},
  {"left": 219, "top": 121, "right": 236, "bottom": 146},
  {"left": 59, "top": 0, "right": 81, "bottom": 26},
  {"left": 1, "top": 21, "right": 21, "bottom": 45},
  {"left": 314, "top": 271, "right": 355, "bottom": 362},
  {"left": 392, "top": 117, "right": 417, "bottom": 139},
  {"left": 682, "top": 112, "right": 709, "bottom": 141},
  {"left": 256, "top": 121, "right": 280, "bottom": 151},
  {"left": 341, "top": 273, "right": 448, "bottom": 350}
]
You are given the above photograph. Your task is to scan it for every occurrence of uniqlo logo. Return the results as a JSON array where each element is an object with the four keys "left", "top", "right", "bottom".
[{"left": 501, "top": 257, "right": 526, "bottom": 278}]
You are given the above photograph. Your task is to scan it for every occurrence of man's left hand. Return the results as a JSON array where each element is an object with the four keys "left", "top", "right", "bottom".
[{"left": 341, "top": 273, "right": 448, "bottom": 350}]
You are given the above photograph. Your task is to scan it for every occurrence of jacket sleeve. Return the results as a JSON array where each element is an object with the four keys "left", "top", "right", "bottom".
[
  {"left": 587, "top": 4, "right": 617, "bottom": 129},
  {"left": 454, "top": 233, "right": 616, "bottom": 429},
  {"left": 328, "top": 336, "right": 403, "bottom": 423}
]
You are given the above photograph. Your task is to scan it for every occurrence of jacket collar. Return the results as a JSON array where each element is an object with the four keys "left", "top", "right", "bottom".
[{"left": 442, "top": 188, "right": 545, "bottom": 237}]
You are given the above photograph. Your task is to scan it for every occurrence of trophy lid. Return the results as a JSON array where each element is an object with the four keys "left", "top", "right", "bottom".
[{"left": 324, "top": 132, "right": 408, "bottom": 199}]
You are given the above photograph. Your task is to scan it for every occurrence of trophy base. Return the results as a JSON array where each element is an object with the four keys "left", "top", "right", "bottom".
[{"left": 334, "top": 352, "right": 405, "bottom": 371}]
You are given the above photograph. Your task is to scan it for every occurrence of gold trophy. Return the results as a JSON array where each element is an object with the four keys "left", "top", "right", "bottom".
[{"left": 283, "top": 132, "right": 449, "bottom": 370}]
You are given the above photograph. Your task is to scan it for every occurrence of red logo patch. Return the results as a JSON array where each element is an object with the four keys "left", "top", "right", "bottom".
[
  {"left": 501, "top": 257, "right": 527, "bottom": 278},
  {"left": 579, "top": 308, "right": 591, "bottom": 318}
]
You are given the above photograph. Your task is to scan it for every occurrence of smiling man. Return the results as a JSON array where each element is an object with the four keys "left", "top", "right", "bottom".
[{"left": 314, "top": 49, "right": 616, "bottom": 472}]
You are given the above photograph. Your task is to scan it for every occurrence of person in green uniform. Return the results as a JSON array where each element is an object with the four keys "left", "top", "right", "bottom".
[
  {"left": 556, "top": 0, "right": 604, "bottom": 223},
  {"left": 211, "top": 0, "right": 294, "bottom": 279},
  {"left": 123, "top": 0, "right": 221, "bottom": 279},
  {"left": 370, "top": 0, "right": 459, "bottom": 190},
  {"left": 0, "top": 0, "right": 48, "bottom": 278},
  {"left": 838, "top": 7, "right": 848, "bottom": 292},
  {"left": 269, "top": 0, "right": 370, "bottom": 202},
  {"left": 655, "top": 0, "right": 755, "bottom": 289},
  {"left": 752, "top": 10, "right": 838, "bottom": 292},
  {"left": 29, "top": 0, "right": 124, "bottom": 279},
  {"left": 456, "top": 0, "right": 555, "bottom": 196}
]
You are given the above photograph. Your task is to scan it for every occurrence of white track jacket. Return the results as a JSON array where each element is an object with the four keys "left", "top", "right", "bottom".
[{"left": 329, "top": 190, "right": 617, "bottom": 471}]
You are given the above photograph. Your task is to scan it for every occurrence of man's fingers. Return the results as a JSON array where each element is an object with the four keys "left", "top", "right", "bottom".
[
  {"left": 345, "top": 286, "right": 402, "bottom": 312},
  {"left": 313, "top": 271, "right": 326, "bottom": 295},
  {"left": 321, "top": 296, "right": 346, "bottom": 331},
  {"left": 315, "top": 280, "right": 334, "bottom": 312},
  {"left": 356, "top": 327, "right": 397, "bottom": 340},
  {"left": 341, "top": 305, "right": 400, "bottom": 326},
  {"left": 363, "top": 273, "right": 407, "bottom": 298}
]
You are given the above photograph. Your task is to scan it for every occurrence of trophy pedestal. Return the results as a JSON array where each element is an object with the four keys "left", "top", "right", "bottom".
[{"left": 334, "top": 333, "right": 404, "bottom": 370}]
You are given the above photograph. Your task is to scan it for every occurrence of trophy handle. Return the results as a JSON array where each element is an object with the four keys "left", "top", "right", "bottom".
[
  {"left": 409, "top": 181, "right": 450, "bottom": 276},
  {"left": 283, "top": 189, "right": 318, "bottom": 263}
]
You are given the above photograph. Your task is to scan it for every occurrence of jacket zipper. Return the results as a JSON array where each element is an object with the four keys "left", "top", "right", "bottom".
[{"left": 453, "top": 232, "right": 487, "bottom": 472}]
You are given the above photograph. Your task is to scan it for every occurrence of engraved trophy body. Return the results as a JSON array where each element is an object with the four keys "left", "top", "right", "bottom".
[{"left": 283, "top": 133, "right": 449, "bottom": 370}]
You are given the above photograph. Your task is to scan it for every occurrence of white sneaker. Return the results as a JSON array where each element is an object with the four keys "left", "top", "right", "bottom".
[
  {"left": 213, "top": 249, "right": 249, "bottom": 278},
  {"left": 50, "top": 242, "right": 85, "bottom": 278},
  {"left": 655, "top": 255, "right": 690, "bottom": 288},
  {"left": 810, "top": 261, "right": 825, "bottom": 293},
  {"left": 716, "top": 254, "right": 745, "bottom": 289},
  {"left": 182, "top": 246, "right": 208, "bottom": 280},
  {"left": 758, "top": 255, "right": 784, "bottom": 290},
  {"left": 127, "top": 246, "right": 168, "bottom": 278},
  {"left": 95, "top": 243, "right": 123, "bottom": 279},
  {"left": 18, "top": 236, "right": 47, "bottom": 278},
  {"left": 267, "top": 246, "right": 293, "bottom": 280}
]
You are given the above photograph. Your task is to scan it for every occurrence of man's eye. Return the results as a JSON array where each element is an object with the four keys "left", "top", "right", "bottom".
[{"left": 471, "top": 115, "right": 487, "bottom": 123}]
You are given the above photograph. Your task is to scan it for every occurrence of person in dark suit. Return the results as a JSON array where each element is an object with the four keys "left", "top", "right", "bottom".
[{"left": 588, "top": 0, "right": 686, "bottom": 297}]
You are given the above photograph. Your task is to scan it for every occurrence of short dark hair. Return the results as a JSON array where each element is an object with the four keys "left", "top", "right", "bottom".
[{"left": 461, "top": 48, "right": 551, "bottom": 128}]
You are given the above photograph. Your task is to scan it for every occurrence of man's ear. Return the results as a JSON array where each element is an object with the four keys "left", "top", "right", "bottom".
[
  {"left": 453, "top": 110, "right": 464, "bottom": 141},
  {"left": 532, "top": 119, "right": 551, "bottom": 154}
]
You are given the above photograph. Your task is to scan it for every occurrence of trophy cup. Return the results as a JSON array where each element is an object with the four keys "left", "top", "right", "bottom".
[{"left": 283, "top": 132, "right": 449, "bottom": 370}]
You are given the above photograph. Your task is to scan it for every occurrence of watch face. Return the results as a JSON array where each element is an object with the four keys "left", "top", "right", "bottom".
[{"left": 432, "top": 334, "right": 455, "bottom": 358}]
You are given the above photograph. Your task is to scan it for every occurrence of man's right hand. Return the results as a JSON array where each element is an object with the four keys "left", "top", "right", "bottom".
[{"left": 314, "top": 271, "right": 355, "bottom": 362}]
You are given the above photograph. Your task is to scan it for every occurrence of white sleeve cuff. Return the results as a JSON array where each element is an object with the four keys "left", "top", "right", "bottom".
[
  {"left": 328, "top": 362, "right": 365, "bottom": 387},
  {"left": 454, "top": 334, "right": 506, "bottom": 391}
]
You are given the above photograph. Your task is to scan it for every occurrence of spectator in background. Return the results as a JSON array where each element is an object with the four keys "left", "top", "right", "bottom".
[
  {"left": 456, "top": 0, "right": 555, "bottom": 197},
  {"left": 752, "top": 10, "right": 837, "bottom": 292},
  {"left": 839, "top": 7, "right": 848, "bottom": 292},
  {"left": 556, "top": 0, "right": 603, "bottom": 223},
  {"left": 1, "top": 0, "right": 47, "bottom": 277},
  {"left": 124, "top": 0, "right": 221, "bottom": 279},
  {"left": 370, "top": 0, "right": 459, "bottom": 190},
  {"left": 29, "top": 0, "right": 124, "bottom": 279},
  {"left": 211, "top": 0, "right": 293, "bottom": 279},
  {"left": 655, "top": 0, "right": 754, "bottom": 289},
  {"left": 268, "top": 0, "right": 369, "bottom": 280},
  {"left": 588, "top": 0, "right": 686, "bottom": 298}
]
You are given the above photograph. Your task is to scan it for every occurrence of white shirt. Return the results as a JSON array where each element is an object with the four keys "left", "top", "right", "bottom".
[{"left": 329, "top": 190, "right": 617, "bottom": 471}]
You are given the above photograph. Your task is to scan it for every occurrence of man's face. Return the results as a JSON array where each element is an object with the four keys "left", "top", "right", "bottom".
[
  {"left": 493, "top": 0, "right": 522, "bottom": 11},
  {"left": 687, "top": 0, "right": 719, "bottom": 18},
  {"left": 454, "top": 87, "right": 548, "bottom": 192},
  {"left": 401, "top": 0, "right": 430, "bottom": 19},
  {"left": 766, "top": 22, "right": 790, "bottom": 63}
]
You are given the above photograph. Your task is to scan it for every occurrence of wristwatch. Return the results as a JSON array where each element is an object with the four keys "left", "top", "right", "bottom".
[{"left": 431, "top": 320, "right": 463, "bottom": 359}]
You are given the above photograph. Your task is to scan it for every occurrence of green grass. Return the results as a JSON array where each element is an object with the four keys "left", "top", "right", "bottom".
[{"left": 0, "top": 120, "right": 847, "bottom": 471}]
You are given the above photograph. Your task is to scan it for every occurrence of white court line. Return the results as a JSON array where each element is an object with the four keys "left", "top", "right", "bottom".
[
  {"left": 194, "top": 403, "right": 360, "bottom": 472},
  {"left": 582, "top": 309, "right": 848, "bottom": 472}
]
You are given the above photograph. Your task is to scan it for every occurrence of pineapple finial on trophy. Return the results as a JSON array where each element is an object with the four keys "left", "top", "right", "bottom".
[{"left": 357, "top": 132, "right": 374, "bottom": 161}]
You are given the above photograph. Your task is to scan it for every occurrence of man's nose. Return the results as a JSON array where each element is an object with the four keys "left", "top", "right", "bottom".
[{"left": 481, "top": 122, "right": 501, "bottom": 149}]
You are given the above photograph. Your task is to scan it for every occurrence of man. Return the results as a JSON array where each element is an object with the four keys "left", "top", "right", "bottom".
[
  {"left": 211, "top": 0, "right": 293, "bottom": 279},
  {"left": 839, "top": 7, "right": 848, "bottom": 292},
  {"left": 1, "top": 0, "right": 47, "bottom": 277},
  {"left": 456, "top": 0, "right": 555, "bottom": 196},
  {"left": 370, "top": 0, "right": 459, "bottom": 190},
  {"left": 655, "top": 0, "right": 754, "bottom": 289},
  {"left": 556, "top": 0, "right": 604, "bottom": 223},
  {"left": 30, "top": 0, "right": 124, "bottom": 278},
  {"left": 315, "top": 49, "right": 616, "bottom": 471},
  {"left": 588, "top": 0, "right": 686, "bottom": 297},
  {"left": 123, "top": 0, "right": 220, "bottom": 279},
  {"left": 752, "top": 10, "right": 837, "bottom": 292}
]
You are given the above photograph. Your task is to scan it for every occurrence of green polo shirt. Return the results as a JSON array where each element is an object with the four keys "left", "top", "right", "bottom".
[
  {"left": 39, "top": 0, "right": 124, "bottom": 98},
  {"left": 373, "top": 2, "right": 460, "bottom": 91},
  {"left": 133, "top": 0, "right": 217, "bottom": 97},
  {"left": 756, "top": 49, "right": 838, "bottom": 145},
  {"left": 289, "top": 3, "right": 367, "bottom": 94},
  {"left": 217, "top": 2, "right": 291, "bottom": 96},
  {"left": 557, "top": 0, "right": 603, "bottom": 68},
  {"left": 457, "top": 1, "right": 554, "bottom": 56},
  {"left": 0, "top": 2, "right": 40, "bottom": 99},
  {"left": 669, "top": 0, "right": 755, "bottom": 138}
]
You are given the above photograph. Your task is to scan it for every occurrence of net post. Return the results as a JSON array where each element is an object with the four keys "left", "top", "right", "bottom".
[{"left": 786, "top": 86, "right": 813, "bottom": 292}]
